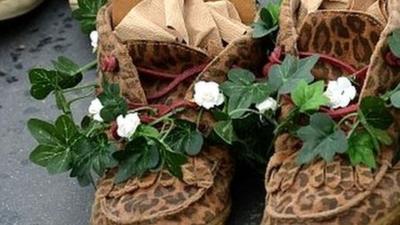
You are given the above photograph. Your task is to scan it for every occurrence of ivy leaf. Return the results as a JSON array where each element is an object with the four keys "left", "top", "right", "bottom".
[
  {"left": 98, "top": 82, "right": 128, "bottom": 122},
  {"left": 390, "top": 91, "right": 400, "bottom": 108},
  {"left": 28, "top": 69, "right": 58, "bottom": 100},
  {"left": 347, "top": 131, "right": 377, "bottom": 168},
  {"left": 214, "top": 120, "right": 237, "bottom": 144},
  {"left": 359, "top": 96, "right": 393, "bottom": 129},
  {"left": 252, "top": 2, "right": 280, "bottom": 39},
  {"left": 252, "top": 22, "right": 278, "bottom": 39},
  {"left": 292, "top": 80, "right": 329, "bottom": 112},
  {"left": 268, "top": 55, "right": 319, "bottom": 95},
  {"left": 113, "top": 137, "right": 161, "bottom": 183},
  {"left": 72, "top": 0, "right": 107, "bottom": 33},
  {"left": 297, "top": 113, "right": 348, "bottom": 164},
  {"left": 164, "top": 150, "right": 187, "bottom": 178},
  {"left": 28, "top": 115, "right": 81, "bottom": 174},
  {"left": 370, "top": 127, "right": 393, "bottom": 146},
  {"left": 220, "top": 68, "right": 271, "bottom": 118},
  {"left": 70, "top": 134, "right": 117, "bottom": 186},
  {"left": 164, "top": 120, "right": 204, "bottom": 156},
  {"left": 388, "top": 29, "right": 400, "bottom": 58},
  {"left": 52, "top": 56, "right": 81, "bottom": 76}
]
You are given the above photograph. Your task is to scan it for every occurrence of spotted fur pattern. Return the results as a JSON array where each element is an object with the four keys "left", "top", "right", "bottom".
[{"left": 261, "top": 1, "right": 400, "bottom": 224}]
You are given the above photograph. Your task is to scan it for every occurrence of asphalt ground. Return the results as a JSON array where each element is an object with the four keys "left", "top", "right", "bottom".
[{"left": 0, "top": 1, "right": 265, "bottom": 224}]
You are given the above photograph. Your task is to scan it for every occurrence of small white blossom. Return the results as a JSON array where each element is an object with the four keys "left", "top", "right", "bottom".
[
  {"left": 90, "top": 31, "right": 98, "bottom": 52},
  {"left": 116, "top": 113, "right": 141, "bottom": 138},
  {"left": 256, "top": 97, "right": 278, "bottom": 113},
  {"left": 324, "top": 77, "right": 356, "bottom": 109},
  {"left": 88, "top": 98, "right": 104, "bottom": 122},
  {"left": 193, "top": 81, "right": 224, "bottom": 109}
]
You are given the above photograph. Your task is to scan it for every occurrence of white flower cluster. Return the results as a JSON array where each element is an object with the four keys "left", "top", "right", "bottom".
[
  {"left": 90, "top": 31, "right": 98, "bottom": 52},
  {"left": 193, "top": 81, "right": 224, "bottom": 109},
  {"left": 324, "top": 77, "right": 356, "bottom": 109},
  {"left": 88, "top": 98, "right": 141, "bottom": 139}
]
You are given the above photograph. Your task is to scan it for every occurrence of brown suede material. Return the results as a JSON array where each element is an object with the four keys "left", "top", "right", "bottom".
[
  {"left": 91, "top": 5, "right": 235, "bottom": 225},
  {"left": 260, "top": 0, "right": 400, "bottom": 224}
]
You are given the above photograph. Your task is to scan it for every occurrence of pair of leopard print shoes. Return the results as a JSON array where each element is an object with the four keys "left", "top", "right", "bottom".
[{"left": 91, "top": 0, "right": 400, "bottom": 224}]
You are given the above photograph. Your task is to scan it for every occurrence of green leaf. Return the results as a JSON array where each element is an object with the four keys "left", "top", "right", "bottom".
[
  {"left": 220, "top": 68, "right": 272, "bottom": 118},
  {"left": 228, "top": 68, "right": 255, "bottom": 85},
  {"left": 164, "top": 120, "right": 204, "bottom": 156},
  {"left": 28, "top": 69, "right": 58, "bottom": 100},
  {"left": 98, "top": 82, "right": 128, "bottom": 122},
  {"left": 359, "top": 96, "right": 393, "bottom": 129},
  {"left": 72, "top": 0, "right": 107, "bottom": 33},
  {"left": 347, "top": 131, "right": 377, "bottom": 168},
  {"left": 46, "top": 150, "right": 73, "bottom": 174},
  {"left": 390, "top": 91, "right": 400, "bottom": 108},
  {"left": 184, "top": 130, "right": 203, "bottom": 156},
  {"left": 30, "top": 145, "right": 62, "bottom": 167},
  {"left": 136, "top": 125, "right": 160, "bottom": 138},
  {"left": 55, "top": 115, "right": 80, "bottom": 145},
  {"left": 268, "top": 55, "right": 319, "bottom": 95},
  {"left": 113, "top": 137, "right": 160, "bottom": 183},
  {"left": 291, "top": 80, "right": 329, "bottom": 112},
  {"left": 28, "top": 119, "right": 61, "bottom": 146},
  {"left": 297, "top": 113, "right": 348, "bottom": 164},
  {"left": 370, "top": 127, "right": 393, "bottom": 146},
  {"left": 214, "top": 120, "right": 237, "bottom": 144},
  {"left": 164, "top": 150, "right": 187, "bottom": 178},
  {"left": 252, "top": 2, "right": 280, "bottom": 39},
  {"left": 52, "top": 56, "right": 81, "bottom": 76},
  {"left": 388, "top": 29, "right": 400, "bottom": 58},
  {"left": 28, "top": 116, "right": 82, "bottom": 174},
  {"left": 252, "top": 22, "right": 278, "bottom": 39},
  {"left": 70, "top": 134, "right": 117, "bottom": 186}
]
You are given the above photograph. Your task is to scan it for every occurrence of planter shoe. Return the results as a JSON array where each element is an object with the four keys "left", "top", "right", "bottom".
[
  {"left": 90, "top": 5, "right": 237, "bottom": 225},
  {"left": 261, "top": 0, "right": 400, "bottom": 225}
]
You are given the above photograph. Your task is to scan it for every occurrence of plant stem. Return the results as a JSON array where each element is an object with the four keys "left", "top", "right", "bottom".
[
  {"left": 274, "top": 108, "right": 298, "bottom": 135},
  {"left": 127, "top": 106, "right": 157, "bottom": 114},
  {"left": 73, "top": 60, "right": 97, "bottom": 76},
  {"left": 228, "top": 108, "right": 278, "bottom": 126},
  {"left": 196, "top": 108, "right": 204, "bottom": 130},
  {"left": 347, "top": 120, "right": 360, "bottom": 138},
  {"left": 63, "top": 83, "right": 96, "bottom": 93},
  {"left": 337, "top": 112, "right": 358, "bottom": 128},
  {"left": 161, "top": 120, "right": 175, "bottom": 140},
  {"left": 68, "top": 92, "right": 93, "bottom": 105},
  {"left": 149, "top": 108, "right": 185, "bottom": 126}
]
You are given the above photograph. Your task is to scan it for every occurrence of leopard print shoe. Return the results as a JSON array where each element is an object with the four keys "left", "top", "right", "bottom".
[
  {"left": 260, "top": 0, "right": 400, "bottom": 225},
  {"left": 90, "top": 5, "right": 244, "bottom": 225}
]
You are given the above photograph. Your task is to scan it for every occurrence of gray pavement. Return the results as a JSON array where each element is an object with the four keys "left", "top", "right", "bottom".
[{"left": 0, "top": 1, "right": 265, "bottom": 224}]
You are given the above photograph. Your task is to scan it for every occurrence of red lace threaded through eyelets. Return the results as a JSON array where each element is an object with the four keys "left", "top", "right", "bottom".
[{"left": 126, "top": 64, "right": 206, "bottom": 124}]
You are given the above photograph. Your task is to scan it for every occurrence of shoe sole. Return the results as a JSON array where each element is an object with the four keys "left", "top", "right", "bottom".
[
  {"left": 374, "top": 203, "right": 400, "bottom": 225},
  {"left": 0, "top": 0, "right": 44, "bottom": 21},
  {"left": 209, "top": 199, "right": 232, "bottom": 225}
]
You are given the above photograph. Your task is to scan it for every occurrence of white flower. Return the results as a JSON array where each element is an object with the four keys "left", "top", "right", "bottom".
[
  {"left": 88, "top": 98, "right": 104, "bottom": 122},
  {"left": 324, "top": 77, "right": 356, "bottom": 109},
  {"left": 193, "top": 81, "right": 224, "bottom": 109},
  {"left": 116, "top": 113, "right": 141, "bottom": 138},
  {"left": 256, "top": 97, "right": 278, "bottom": 113},
  {"left": 90, "top": 31, "right": 98, "bottom": 52}
]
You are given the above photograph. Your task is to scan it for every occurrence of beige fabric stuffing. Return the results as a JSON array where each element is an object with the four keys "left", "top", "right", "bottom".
[{"left": 114, "top": 0, "right": 250, "bottom": 54}]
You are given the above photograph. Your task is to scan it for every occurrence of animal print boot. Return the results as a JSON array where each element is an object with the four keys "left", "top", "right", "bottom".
[
  {"left": 89, "top": 4, "right": 262, "bottom": 225},
  {"left": 260, "top": 0, "right": 400, "bottom": 224}
]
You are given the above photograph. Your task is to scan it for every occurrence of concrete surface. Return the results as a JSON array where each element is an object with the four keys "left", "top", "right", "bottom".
[{"left": 0, "top": 1, "right": 265, "bottom": 224}]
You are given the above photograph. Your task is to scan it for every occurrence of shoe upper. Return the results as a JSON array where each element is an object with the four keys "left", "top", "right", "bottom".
[
  {"left": 91, "top": 5, "right": 237, "bottom": 225},
  {"left": 262, "top": 0, "right": 400, "bottom": 224}
]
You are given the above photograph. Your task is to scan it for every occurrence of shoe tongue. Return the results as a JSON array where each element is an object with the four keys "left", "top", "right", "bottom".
[{"left": 297, "top": 11, "right": 385, "bottom": 81}]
